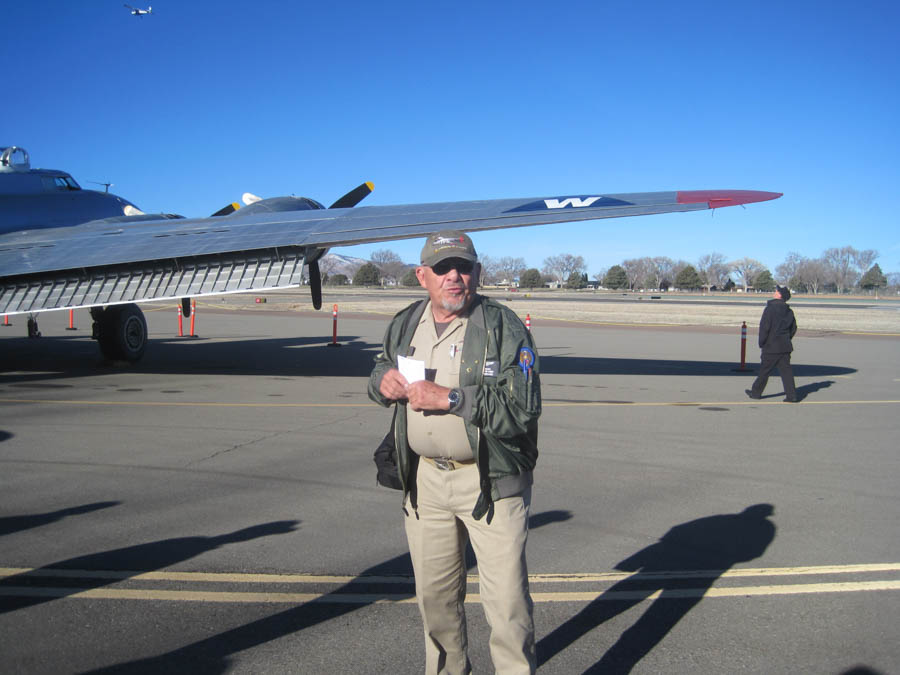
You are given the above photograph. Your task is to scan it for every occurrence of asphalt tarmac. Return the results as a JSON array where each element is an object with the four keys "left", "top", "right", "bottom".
[{"left": 1, "top": 304, "right": 898, "bottom": 674}]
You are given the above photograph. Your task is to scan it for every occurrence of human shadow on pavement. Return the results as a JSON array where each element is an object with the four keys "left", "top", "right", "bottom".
[
  {"left": 537, "top": 504, "right": 776, "bottom": 674},
  {"left": 81, "top": 510, "right": 571, "bottom": 674},
  {"left": 0, "top": 501, "right": 120, "bottom": 537},
  {"left": 541, "top": 355, "right": 854, "bottom": 379},
  {"left": 0, "top": 521, "right": 298, "bottom": 614}
]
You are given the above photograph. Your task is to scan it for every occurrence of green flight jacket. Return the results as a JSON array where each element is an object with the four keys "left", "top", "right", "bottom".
[{"left": 367, "top": 295, "right": 541, "bottom": 521}]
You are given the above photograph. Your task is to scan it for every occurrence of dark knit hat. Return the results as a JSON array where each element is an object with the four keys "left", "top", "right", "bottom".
[{"left": 776, "top": 285, "right": 791, "bottom": 301}]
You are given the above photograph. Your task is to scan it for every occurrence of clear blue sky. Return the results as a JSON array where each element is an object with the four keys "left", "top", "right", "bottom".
[{"left": 4, "top": 1, "right": 898, "bottom": 277}]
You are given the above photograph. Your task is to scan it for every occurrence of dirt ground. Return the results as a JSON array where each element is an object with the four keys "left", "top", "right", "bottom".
[{"left": 212, "top": 288, "right": 900, "bottom": 335}]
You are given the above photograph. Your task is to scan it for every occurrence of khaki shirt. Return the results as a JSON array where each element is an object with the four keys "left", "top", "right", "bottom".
[{"left": 406, "top": 301, "right": 473, "bottom": 460}]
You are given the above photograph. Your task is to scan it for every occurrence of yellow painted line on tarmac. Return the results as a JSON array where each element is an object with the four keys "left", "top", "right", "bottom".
[
  {"left": 1, "top": 581, "right": 898, "bottom": 605},
  {"left": 3, "top": 562, "right": 897, "bottom": 586}
]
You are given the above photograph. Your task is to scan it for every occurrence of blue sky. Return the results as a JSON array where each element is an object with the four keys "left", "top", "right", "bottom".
[{"left": 4, "top": 1, "right": 898, "bottom": 276}]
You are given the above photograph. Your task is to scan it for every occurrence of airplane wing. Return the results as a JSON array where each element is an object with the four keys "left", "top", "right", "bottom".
[{"left": 0, "top": 189, "right": 780, "bottom": 316}]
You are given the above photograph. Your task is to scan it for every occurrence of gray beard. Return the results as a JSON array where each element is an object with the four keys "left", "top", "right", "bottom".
[{"left": 440, "top": 295, "right": 467, "bottom": 313}]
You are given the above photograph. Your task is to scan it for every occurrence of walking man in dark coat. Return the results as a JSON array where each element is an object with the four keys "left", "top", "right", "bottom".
[{"left": 746, "top": 285, "right": 798, "bottom": 402}]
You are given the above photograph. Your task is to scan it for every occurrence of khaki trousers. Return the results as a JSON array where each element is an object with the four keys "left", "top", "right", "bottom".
[{"left": 404, "top": 459, "right": 535, "bottom": 675}]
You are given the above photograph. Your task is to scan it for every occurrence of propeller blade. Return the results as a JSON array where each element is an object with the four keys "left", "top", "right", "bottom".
[
  {"left": 329, "top": 182, "right": 374, "bottom": 209},
  {"left": 210, "top": 202, "right": 240, "bottom": 217},
  {"left": 308, "top": 259, "right": 322, "bottom": 310}
]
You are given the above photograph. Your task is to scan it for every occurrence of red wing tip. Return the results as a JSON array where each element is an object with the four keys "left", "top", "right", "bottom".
[{"left": 677, "top": 190, "right": 783, "bottom": 207}]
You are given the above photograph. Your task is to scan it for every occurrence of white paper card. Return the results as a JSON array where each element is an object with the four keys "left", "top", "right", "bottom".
[{"left": 398, "top": 356, "right": 426, "bottom": 383}]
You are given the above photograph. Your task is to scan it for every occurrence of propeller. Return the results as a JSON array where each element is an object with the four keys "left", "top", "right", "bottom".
[
  {"left": 306, "top": 182, "right": 375, "bottom": 310},
  {"left": 206, "top": 183, "right": 374, "bottom": 310},
  {"left": 210, "top": 202, "right": 240, "bottom": 217},
  {"left": 329, "top": 182, "right": 373, "bottom": 209}
]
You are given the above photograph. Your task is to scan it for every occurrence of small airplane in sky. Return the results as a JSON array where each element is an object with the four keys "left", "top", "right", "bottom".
[
  {"left": 0, "top": 145, "right": 781, "bottom": 362},
  {"left": 124, "top": 4, "right": 152, "bottom": 16}
]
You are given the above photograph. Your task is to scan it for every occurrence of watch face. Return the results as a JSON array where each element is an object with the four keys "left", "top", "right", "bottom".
[{"left": 448, "top": 390, "right": 460, "bottom": 406}]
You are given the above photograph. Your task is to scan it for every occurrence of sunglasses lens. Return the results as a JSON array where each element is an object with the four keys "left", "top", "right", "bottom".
[{"left": 433, "top": 260, "right": 473, "bottom": 275}]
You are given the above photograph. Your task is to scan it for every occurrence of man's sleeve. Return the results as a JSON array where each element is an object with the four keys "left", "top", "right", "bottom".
[
  {"left": 758, "top": 307, "right": 771, "bottom": 349},
  {"left": 461, "top": 312, "right": 541, "bottom": 439},
  {"left": 368, "top": 316, "right": 402, "bottom": 408}
]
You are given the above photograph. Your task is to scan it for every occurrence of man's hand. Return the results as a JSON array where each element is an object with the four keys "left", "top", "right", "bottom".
[
  {"left": 379, "top": 368, "right": 410, "bottom": 401},
  {"left": 407, "top": 380, "right": 452, "bottom": 412}
]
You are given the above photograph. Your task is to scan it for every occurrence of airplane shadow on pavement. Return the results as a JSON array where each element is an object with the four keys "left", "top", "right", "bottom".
[{"left": 537, "top": 503, "right": 777, "bottom": 673}]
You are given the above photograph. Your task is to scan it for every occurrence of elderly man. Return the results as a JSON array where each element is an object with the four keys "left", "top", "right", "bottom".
[{"left": 368, "top": 230, "right": 541, "bottom": 674}]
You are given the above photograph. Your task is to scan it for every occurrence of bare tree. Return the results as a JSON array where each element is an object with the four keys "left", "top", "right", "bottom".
[
  {"left": 478, "top": 255, "right": 500, "bottom": 285},
  {"left": 729, "top": 257, "right": 766, "bottom": 291},
  {"left": 775, "top": 251, "right": 807, "bottom": 285},
  {"left": 822, "top": 246, "right": 858, "bottom": 294},
  {"left": 370, "top": 249, "right": 407, "bottom": 286},
  {"left": 622, "top": 257, "right": 652, "bottom": 290},
  {"left": 853, "top": 249, "right": 879, "bottom": 279},
  {"left": 797, "top": 257, "right": 827, "bottom": 294},
  {"left": 649, "top": 256, "right": 675, "bottom": 290},
  {"left": 542, "top": 254, "right": 585, "bottom": 283},
  {"left": 497, "top": 256, "right": 527, "bottom": 285},
  {"left": 697, "top": 252, "right": 729, "bottom": 291}
]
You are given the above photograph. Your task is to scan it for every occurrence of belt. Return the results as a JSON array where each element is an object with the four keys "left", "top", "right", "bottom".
[{"left": 421, "top": 456, "right": 476, "bottom": 471}]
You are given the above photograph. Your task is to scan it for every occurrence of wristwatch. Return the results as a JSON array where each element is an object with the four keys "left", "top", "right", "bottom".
[{"left": 447, "top": 388, "right": 461, "bottom": 410}]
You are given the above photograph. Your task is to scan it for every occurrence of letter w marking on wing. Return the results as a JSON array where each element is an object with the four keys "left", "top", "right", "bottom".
[{"left": 543, "top": 197, "right": 602, "bottom": 209}]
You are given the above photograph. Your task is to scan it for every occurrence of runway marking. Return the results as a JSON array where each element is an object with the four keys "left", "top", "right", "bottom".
[
  {"left": 3, "top": 562, "right": 898, "bottom": 585},
  {"left": 0, "top": 581, "right": 897, "bottom": 605},
  {"left": 2, "top": 398, "right": 900, "bottom": 409}
]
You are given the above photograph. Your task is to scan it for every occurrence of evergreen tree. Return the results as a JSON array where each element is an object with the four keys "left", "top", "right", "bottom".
[
  {"left": 860, "top": 263, "right": 887, "bottom": 291},
  {"left": 566, "top": 271, "right": 587, "bottom": 289},
  {"left": 353, "top": 262, "right": 381, "bottom": 286},
  {"left": 401, "top": 268, "right": 419, "bottom": 287},
  {"left": 754, "top": 269, "right": 776, "bottom": 292},
  {"left": 603, "top": 265, "right": 628, "bottom": 289},
  {"left": 675, "top": 265, "right": 703, "bottom": 290},
  {"left": 519, "top": 268, "right": 543, "bottom": 289}
]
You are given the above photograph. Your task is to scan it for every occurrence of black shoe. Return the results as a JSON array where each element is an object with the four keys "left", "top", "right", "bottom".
[
  {"left": 745, "top": 389, "right": 761, "bottom": 400},
  {"left": 783, "top": 397, "right": 798, "bottom": 403}
]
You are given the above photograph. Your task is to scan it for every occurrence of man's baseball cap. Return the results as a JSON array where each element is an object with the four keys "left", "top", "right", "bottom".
[
  {"left": 420, "top": 230, "right": 478, "bottom": 267},
  {"left": 776, "top": 285, "right": 791, "bottom": 301}
]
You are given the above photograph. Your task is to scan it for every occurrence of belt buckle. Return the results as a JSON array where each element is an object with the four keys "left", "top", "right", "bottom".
[{"left": 433, "top": 457, "right": 453, "bottom": 471}]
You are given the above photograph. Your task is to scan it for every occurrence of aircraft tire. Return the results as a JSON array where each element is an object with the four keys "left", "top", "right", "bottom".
[{"left": 96, "top": 304, "right": 148, "bottom": 362}]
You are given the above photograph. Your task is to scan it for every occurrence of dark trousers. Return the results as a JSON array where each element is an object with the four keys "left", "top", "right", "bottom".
[{"left": 750, "top": 352, "right": 797, "bottom": 400}]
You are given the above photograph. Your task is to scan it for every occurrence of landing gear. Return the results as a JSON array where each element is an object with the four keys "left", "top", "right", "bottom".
[
  {"left": 91, "top": 304, "right": 148, "bottom": 362},
  {"left": 27, "top": 315, "right": 41, "bottom": 338}
]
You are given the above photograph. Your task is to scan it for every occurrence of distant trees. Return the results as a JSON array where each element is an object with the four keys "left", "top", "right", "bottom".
[
  {"left": 370, "top": 249, "right": 407, "bottom": 286},
  {"left": 566, "top": 271, "right": 588, "bottom": 289},
  {"left": 353, "top": 262, "right": 381, "bottom": 286},
  {"left": 697, "top": 252, "right": 729, "bottom": 291},
  {"left": 674, "top": 265, "right": 703, "bottom": 290},
  {"left": 728, "top": 258, "right": 766, "bottom": 292},
  {"left": 469, "top": 244, "right": 890, "bottom": 296},
  {"left": 542, "top": 254, "right": 585, "bottom": 284},
  {"left": 754, "top": 269, "right": 776, "bottom": 292},
  {"left": 603, "top": 265, "right": 628, "bottom": 289},
  {"left": 328, "top": 273, "right": 349, "bottom": 286},
  {"left": 859, "top": 263, "right": 887, "bottom": 293},
  {"left": 519, "top": 268, "right": 543, "bottom": 289},
  {"left": 401, "top": 269, "right": 419, "bottom": 287}
]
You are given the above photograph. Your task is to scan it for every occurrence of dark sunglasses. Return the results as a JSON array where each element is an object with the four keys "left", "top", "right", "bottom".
[{"left": 430, "top": 259, "right": 475, "bottom": 276}]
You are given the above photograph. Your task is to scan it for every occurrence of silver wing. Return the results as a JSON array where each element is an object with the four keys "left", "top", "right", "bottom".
[{"left": 0, "top": 189, "right": 780, "bottom": 316}]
